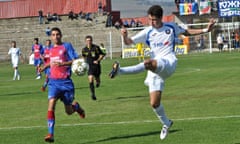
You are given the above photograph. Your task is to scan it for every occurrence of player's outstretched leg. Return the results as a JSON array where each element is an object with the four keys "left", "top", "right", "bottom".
[
  {"left": 109, "top": 61, "right": 119, "bottom": 78},
  {"left": 72, "top": 102, "right": 85, "bottom": 118}
]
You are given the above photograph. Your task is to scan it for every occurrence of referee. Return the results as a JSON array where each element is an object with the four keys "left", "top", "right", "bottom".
[{"left": 82, "top": 35, "right": 105, "bottom": 100}]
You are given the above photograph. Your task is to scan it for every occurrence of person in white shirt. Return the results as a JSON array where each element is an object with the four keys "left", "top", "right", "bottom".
[
  {"left": 217, "top": 34, "right": 224, "bottom": 52},
  {"left": 8, "top": 41, "right": 23, "bottom": 80},
  {"left": 109, "top": 5, "right": 216, "bottom": 140}
]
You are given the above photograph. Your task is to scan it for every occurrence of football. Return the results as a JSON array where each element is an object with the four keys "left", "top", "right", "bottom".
[{"left": 71, "top": 58, "right": 89, "bottom": 76}]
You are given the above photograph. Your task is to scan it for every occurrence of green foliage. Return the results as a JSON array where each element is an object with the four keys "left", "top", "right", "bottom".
[{"left": 0, "top": 52, "right": 240, "bottom": 144}]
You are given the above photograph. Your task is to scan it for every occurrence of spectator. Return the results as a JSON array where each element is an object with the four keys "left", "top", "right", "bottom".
[
  {"left": 45, "top": 27, "right": 51, "bottom": 36},
  {"left": 98, "top": 1, "right": 103, "bottom": 16},
  {"left": 130, "top": 19, "right": 136, "bottom": 27},
  {"left": 52, "top": 13, "right": 60, "bottom": 22},
  {"left": 105, "top": 13, "right": 113, "bottom": 27},
  {"left": 217, "top": 33, "right": 224, "bottom": 52},
  {"left": 196, "top": 35, "right": 204, "bottom": 52},
  {"left": 68, "top": 11, "right": 77, "bottom": 20},
  {"left": 136, "top": 20, "right": 143, "bottom": 27},
  {"left": 123, "top": 20, "right": 129, "bottom": 28},
  {"left": 78, "top": 11, "right": 83, "bottom": 19},
  {"left": 235, "top": 32, "right": 239, "bottom": 48},
  {"left": 38, "top": 9, "right": 44, "bottom": 24},
  {"left": 114, "top": 21, "right": 121, "bottom": 29},
  {"left": 85, "top": 12, "right": 93, "bottom": 21},
  {"left": 46, "top": 12, "right": 53, "bottom": 23},
  {"left": 231, "top": 32, "right": 236, "bottom": 48}
]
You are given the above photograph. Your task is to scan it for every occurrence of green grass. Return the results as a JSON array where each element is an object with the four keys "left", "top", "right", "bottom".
[{"left": 0, "top": 52, "right": 240, "bottom": 144}]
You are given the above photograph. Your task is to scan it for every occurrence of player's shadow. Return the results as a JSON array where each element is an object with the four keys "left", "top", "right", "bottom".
[
  {"left": 81, "top": 129, "right": 180, "bottom": 144},
  {"left": 75, "top": 86, "right": 89, "bottom": 90},
  {"left": 0, "top": 91, "right": 39, "bottom": 97},
  {"left": 99, "top": 95, "right": 147, "bottom": 102}
]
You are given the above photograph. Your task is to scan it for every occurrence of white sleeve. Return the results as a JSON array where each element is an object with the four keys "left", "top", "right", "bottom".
[
  {"left": 131, "top": 27, "right": 151, "bottom": 44},
  {"left": 8, "top": 48, "right": 11, "bottom": 55}
]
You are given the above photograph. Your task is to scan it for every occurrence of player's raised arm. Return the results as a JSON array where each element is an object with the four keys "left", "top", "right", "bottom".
[
  {"left": 186, "top": 18, "right": 216, "bottom": 35},
  {"left": 121, "top": 27, "right": 134, "bottom": 45}
]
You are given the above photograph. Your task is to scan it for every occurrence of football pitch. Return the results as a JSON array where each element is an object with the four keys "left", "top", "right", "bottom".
[{"left": 0, "top": 52, "right": 240, "bottom": 144}]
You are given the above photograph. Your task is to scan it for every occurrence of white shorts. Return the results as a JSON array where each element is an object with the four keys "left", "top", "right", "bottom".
[{"left": 144, "top": 54, "right": 177, "bottom": 93}]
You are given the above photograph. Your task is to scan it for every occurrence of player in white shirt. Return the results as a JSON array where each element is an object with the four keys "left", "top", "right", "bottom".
[
  {"left": 109, "top": 5, "right": 216, "bottom": 140},
  {"left": 8, "top": 41, "right": 23, "bottom": 80}
]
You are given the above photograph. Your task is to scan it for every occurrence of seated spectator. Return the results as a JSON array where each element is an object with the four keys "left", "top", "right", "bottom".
[
  {"left": 130, "top": 19, "right": 136, "bottom": 27},
  {"left": 136, "top": 20, "right": 143, "bottom": 27},
  {"left": 46, "top": 12, "right": 53, "bottom": 23},
  {"left": 85, "top": 12, "right": 93, "bottom": 21},
  {"left": 78, "top": 11, "right": 83, "bottom": 19},
  {"left": 45, "top": 27, "right": 51, "bottom": 36},
  {"left": 52, "top": 13, "right": 61, "bottom": 22},
  {"left": 123, "top": 20, "right": 129, "bottom": 28},
  {"left": 68, "top": 10, "right": 78, "bottom": 20},
  {"left": 114, "top": 21, "right": 121, "bottom": 29}
]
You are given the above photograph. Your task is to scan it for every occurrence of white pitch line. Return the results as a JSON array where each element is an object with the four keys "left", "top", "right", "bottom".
[{"left": 0, "top": 115, "right": 240, "bottom": 130}]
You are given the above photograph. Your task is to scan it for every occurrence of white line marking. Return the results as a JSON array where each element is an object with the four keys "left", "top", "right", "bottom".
[{"left": 0, "top": 115, "right": 239, "bottom": 130}]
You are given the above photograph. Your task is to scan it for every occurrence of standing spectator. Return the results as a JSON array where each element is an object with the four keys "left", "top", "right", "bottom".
[
  {"left": 197, "top": 35, "right": 204, "bottom": 52},
  {"left": 217, "top": 33, "right": 224, "bottom": 52},
  {"left": 235, "top": 31, "right": 239, "bottom": 48},
  {"left": 38, "top": 9, "right": 43, "bottom": 24},
  {"left": 98, "top": 1, "right": 103, "bottom": 16},
  {"left": 105, "top": 13, "right": 113, "bottom": 27},
  {"left": 41, "top": 39, "right": 52, "bottom": 92},
  {"left": 82, "top": 35, "right": 105, "bottom": 100},
  {"left": 8, "top": 41, "right": 23, "bottom": 80},
  {"left": 41, "top": 27, "right": 85, "bottom": 143},
  {"left": 29, "top": 38, "right": 44, "bottom": 79},
  {"left": 109, "top": 5, "right": 216, "bottom": 140},
  {"left": 231, "top": 31, "right": 236, "bottom": 49},
  {"left": 45, "top": 27, "right": 51, "bottom": 36}
]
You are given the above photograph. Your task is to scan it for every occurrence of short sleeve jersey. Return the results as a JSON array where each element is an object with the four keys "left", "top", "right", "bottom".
[
  {"left": 8, "top": 47, "right": 21, "bottom": 65},
  {"left": 131, "top": 22, "right": 186, "bottom": 58},
  {"left": 82, "top": 44, "right": 105, "bottom": 65},
  {"left": 32, "top": 44, "right": 44, "bottom": 59},
  {"left": 49, "top": 42, "right": 79, "bottom": 79},
  {"left": 43, "top": 46, "right": 51, "bottom": 66}
]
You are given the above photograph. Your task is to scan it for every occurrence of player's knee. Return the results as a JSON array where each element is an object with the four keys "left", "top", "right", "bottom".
[
  {"left": 150, "top": 101, "right": 160, "bottom": 108},
  {"left": 65, "top": 109, "right": 73, "bottom": 115}
]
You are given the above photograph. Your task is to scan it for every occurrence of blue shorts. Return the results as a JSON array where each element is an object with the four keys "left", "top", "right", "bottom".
[
  {"left": 48, "top": 78, "right": 75, "bottom": 105},
  {"left": 44, "top": 67, "right": 50, "bottom": 75},
  {"left": 34, "top": 58, "right": 42, "bottom": 66}
]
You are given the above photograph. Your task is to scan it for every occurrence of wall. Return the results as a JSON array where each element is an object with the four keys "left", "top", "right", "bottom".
[{"left": 0, "top": 0, "right": 111, "bottom": 19}]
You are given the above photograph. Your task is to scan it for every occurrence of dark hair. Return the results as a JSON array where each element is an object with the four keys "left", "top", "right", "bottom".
[
  {"left": 85, "top": 35, "right": 93, "bottom": 40},
  {"left": 34, "top": 38, "right": 39, "bottom": 41},
  {"left": 147, "top": 5, "right": 163, "bottom": 19},
  {"left": 51, "top": 27, "right": 62, "bottom": 36},
  {"left": 11, "top": 40, "right": 16, "bottom": 44},
  {"left": 46, "top": 39, "right": 51, "bottom": 43}
]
